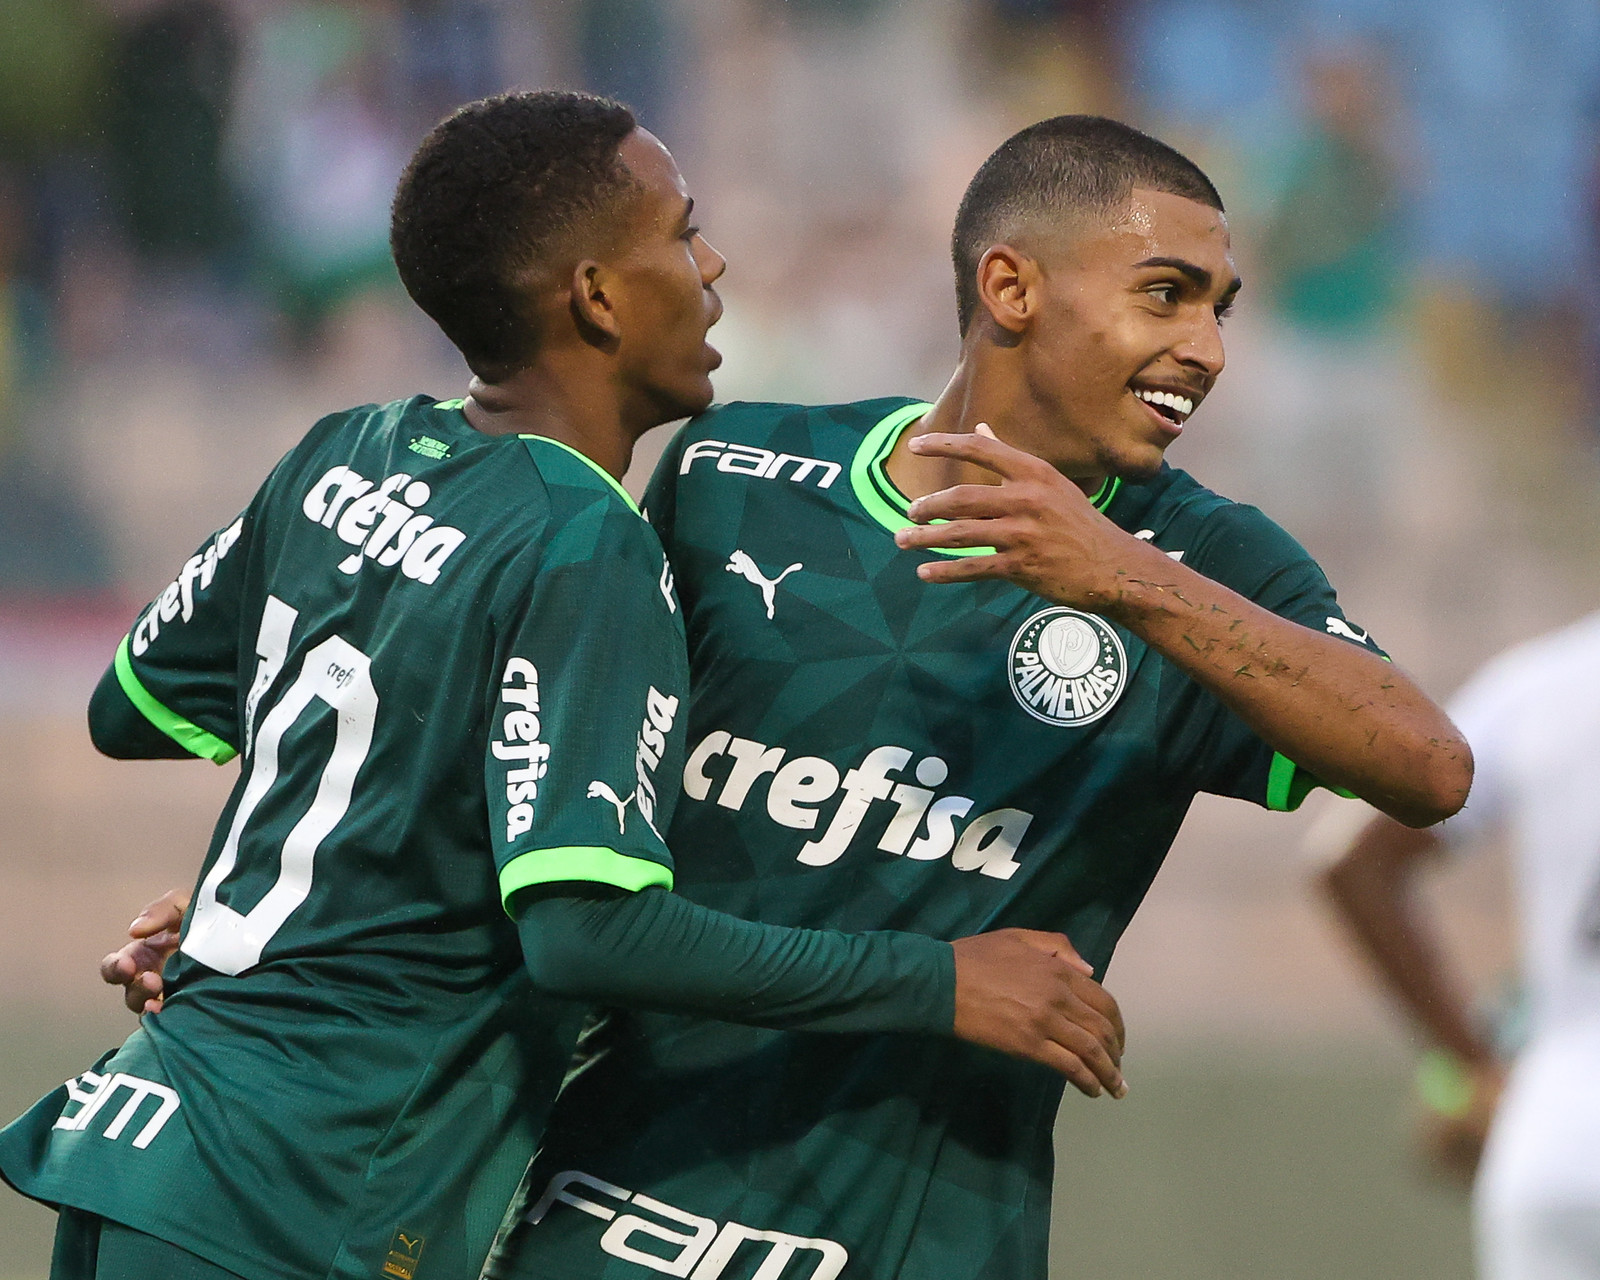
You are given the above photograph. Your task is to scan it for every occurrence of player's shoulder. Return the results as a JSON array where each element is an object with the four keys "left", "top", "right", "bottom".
[
  {"left": 681, "top": 396, "right": 926, "bottom": 454},
  {"left": 513, "top": 434, "right": 661, "bottom": 570},
  {"left": 1109, "top": 463, "right": 1312, "bottom": 573}
]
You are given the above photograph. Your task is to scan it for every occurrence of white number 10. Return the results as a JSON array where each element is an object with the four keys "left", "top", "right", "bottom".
[{"left": 182, "top": 595, "right": 379, "bottom": 975}]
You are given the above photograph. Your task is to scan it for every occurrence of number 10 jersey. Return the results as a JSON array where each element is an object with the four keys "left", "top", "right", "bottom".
[{"left": 0, "top": 396, "right": 689, "bottom": 1280}]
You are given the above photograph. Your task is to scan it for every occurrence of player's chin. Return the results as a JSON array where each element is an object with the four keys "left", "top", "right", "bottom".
[
  {"left": 661, "top": 372, "right": 716, "bottom": 422},
  {"left": 1105, "top": 438, "right": 1168, "bottom": 482}
]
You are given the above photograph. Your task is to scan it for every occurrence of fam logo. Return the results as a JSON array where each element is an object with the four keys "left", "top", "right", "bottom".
[
  {"left": 1008, "top": 607, "right": 1127, "bottom": 727},
  {"left": 527, "top": 1169, "right": 847, "bottom": 1280},
  {"left": 53, "top": 1069, "right": 180, "bottom": 1150}
]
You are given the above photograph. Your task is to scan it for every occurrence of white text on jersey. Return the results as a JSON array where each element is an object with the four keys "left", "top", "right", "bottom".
[
  {"left": 130, "top": 516, "right": 243, "bottom": 656},
  {"left": 53, "top": 1070, "right": 180, "bottom": 1150},
  {"left": 680, "top": 440, "right": 842, "bottom": 489},
  {"left": 494, "top": 658, "right": 550, "bottom": 842},
  {"left": 633, "top": 687, "right": 680, "bottom": 831},
  {"left": 528, "top": 1169, "right": 847, "bottom": 1280},
  {"left": 685, "top": 732, "right": 1030, "bottom": 879},
  {"left": 301, "top": 465, "right": 466, "bottom": 584}
]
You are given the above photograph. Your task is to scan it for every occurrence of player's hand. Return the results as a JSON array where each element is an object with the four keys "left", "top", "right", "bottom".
[
  {"left": 100, "top": 888, "right": 189, "bottom": 1016},
  {"left": 1417, "top": 1057, "right": 1506, "bottom": 1186},
  {"left": 950, "top": 928, "right": 1127, "bottom": 1099},
  {"left": 893, "top": 425, "right": 1153, "bottom": 610}
]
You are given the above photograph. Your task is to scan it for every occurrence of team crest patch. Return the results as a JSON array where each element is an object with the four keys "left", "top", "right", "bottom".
[{"left": 1008, "top": 608, "right": 1127, "bottom": 726}]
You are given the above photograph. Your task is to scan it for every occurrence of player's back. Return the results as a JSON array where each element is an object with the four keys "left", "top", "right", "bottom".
[{"left": 2, "top": 396, "right": 672, "bottom": 1280}]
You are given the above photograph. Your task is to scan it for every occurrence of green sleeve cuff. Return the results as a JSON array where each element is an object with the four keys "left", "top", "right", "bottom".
[
  {"left": 113, "top": 636, "right": 238, "bottom": 764},
  {"left": 499, "top": 845, "right": 673, "bottom": 913},
  {"left": 1266, "top": 751, "right": 1356, "bottom": 811}
]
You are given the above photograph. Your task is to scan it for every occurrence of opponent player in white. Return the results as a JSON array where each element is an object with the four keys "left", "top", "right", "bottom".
[{"left": 1321, "top": 612, "right": 1600, "bottom": 1279}]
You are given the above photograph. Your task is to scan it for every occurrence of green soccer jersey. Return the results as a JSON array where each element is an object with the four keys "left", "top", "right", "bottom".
[
  {"left": 0, "top": 396, "right": 688, "bottom": 1280},
  {"left": 491, "top": 398, "right": 1386, "bottom": 1280}
]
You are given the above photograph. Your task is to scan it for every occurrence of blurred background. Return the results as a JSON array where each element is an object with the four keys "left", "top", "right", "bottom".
[{"left": 3, "top": 0, "right": 1599, "bottom": 1275}]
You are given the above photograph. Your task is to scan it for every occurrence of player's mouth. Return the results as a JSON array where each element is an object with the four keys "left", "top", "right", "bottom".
[
  {"left": 703, "top": 293, "right": 724, "bottom": 369},
  {"left": 1128, "top": 381, "right": 1200, "bottom": 436}
]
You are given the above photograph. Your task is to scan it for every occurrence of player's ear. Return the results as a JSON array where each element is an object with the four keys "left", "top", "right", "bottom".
[
  {"left": 569, "top": 260, "right": 623, "bottom": 349},
  {"left": 975, "top": 245, "right": 1037, "bottom": 337}
]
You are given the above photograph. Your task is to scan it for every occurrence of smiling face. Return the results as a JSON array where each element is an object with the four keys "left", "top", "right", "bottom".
[
  {"left": 608, "top": 129, "right": 726, "bottom": 427},
  {"left": 1005, "top": 187, "right": 1239, "bottom": 481}
]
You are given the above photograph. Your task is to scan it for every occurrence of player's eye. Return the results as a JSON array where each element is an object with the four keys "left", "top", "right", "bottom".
[
  {"left": 1146, "top": 284, "right": 1179, "bottom": 306},
  {"left": 682, "top": 225, "right": 701, "bottom": 243},
  {"left": 1215, "top": 298, "right": 1236, "bottom": 324}
]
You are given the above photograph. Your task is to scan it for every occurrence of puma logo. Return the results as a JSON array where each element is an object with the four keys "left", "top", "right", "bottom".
[
  {"left": 1325, "top": 617, "right": 1371, "bottom": 645},
  {"left": 587, "top": 780, "right": 634, "bottom": 833},
  {"left": 726, "top": 550, "right": 802, "bottom": 620}
]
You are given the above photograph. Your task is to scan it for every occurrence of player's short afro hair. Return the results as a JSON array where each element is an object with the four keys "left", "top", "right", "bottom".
[
  {"left": 390, "top": 91, "right": 639, "bottom": 381},
  {"left": 951, "top": 115, "right": 1224, "bottom": 336}
]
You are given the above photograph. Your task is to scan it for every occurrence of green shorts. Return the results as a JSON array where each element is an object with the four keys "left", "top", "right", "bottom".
[{"left": 51, "top": 1208, "right": 244, "bottom": 1280}]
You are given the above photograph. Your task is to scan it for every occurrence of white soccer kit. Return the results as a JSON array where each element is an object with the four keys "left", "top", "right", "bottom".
[{"left": 1436, "top": 611, "right": 1600, "bottom": 1280}]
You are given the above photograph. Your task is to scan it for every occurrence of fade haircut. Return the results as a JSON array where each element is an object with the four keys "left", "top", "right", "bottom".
[
  {"left": 951, "top": 115, "right": 1224, "bottom": 336},
  {"left": 391, "top": 91, "right": 639, "bottom": 381}
]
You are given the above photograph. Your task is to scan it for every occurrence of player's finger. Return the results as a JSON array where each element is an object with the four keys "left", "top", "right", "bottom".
[
  {"left": 1066, "top": 971, "right": 1123, "bottom": 1032},
  {"left": 1032, "top": 1018, "right": 1126, "bottom": 1099},
  {"left": 101, "top": 950, "right": 137, "bottom": 984},
  {"left": 915, "top": 555, "right": 1010, "bottom": 585},
  {"left": 1006, "top": 929, "right": 1095, "bottom": 976},
  {"left": 138, "top": 928, "right": 182, "bottom": 957},
  {"left": 130, "top": 889, "right": 189, "bottom": 939},
  {"left": 895, "top": 519, "right": 1005, "bottom": 551},
  {"left": 1044, "top": 1013, "right": 1128, "bottom": 1098},
  {"left": 903, "top": 484, "right": 1017, "bottom": 524},
  {"left": 1050, "top": 993, "right": 1122, "bottom": 1069},
  {"left": 905, "top": 430, "right": 1036, "bottom": 480}
]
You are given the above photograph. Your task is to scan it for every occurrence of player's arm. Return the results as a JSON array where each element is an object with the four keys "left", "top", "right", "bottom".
[
  {"left": 1321, "top": 813, "right": 1494, "bottom": 1066},
  {"left": 88, "top": 512, "right": 251, "bottom": 763},
  {"left": 897, "top": 429, "right": 1469, "bottom": 827},
  {"left": 516, "top": 888, "right": 1127, "bottom": 1097},
  {"left": 1318, "top": 808, "right": 1505, "bottom": 1172}
]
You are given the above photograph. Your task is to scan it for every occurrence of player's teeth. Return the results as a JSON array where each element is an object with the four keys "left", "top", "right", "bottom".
[{"left": 1135, "top": 389, "right": 1195, "bottom": 420}]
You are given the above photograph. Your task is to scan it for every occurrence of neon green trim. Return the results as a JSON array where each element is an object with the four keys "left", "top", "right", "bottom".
[
  {"left": 498, "top": 845, "right": 673, "bottom": 912},
  {"left": 1266, "top": 751, "right": 1356, "bottom": 811},
  {"left": 1088, "top": 475, "right": 1121, "bottom": 511},
  {"left": 433, "top": 398, "right": 466, "bottom": 411},
  {"left": 1416, "top": 1049, "right": 1474, "bottom": 1119},
  {"left": 849, "top": 402, "right": 989, "bottom": 558},
  {"left": 519, "top": 435, "right": 641, "bottom": 515},
  {"left": 849, "top": 404, "right": 1119, "bottom": 557},
  {"left": 113, "top": 636, "right": 238, "bottom": 764}
]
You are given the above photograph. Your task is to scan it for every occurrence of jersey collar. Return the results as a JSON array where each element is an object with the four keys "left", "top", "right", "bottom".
[{"left": 848, "top": 401, "right": 1120, "bottom": 556}]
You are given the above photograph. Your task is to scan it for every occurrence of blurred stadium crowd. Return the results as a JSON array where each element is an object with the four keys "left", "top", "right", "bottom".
[{"left": 2, "top": 0, "right": 1598, "bottom": 614}]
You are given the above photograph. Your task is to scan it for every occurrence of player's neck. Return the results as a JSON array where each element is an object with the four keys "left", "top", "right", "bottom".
[
  {"left": 885, "top": 349, "right": 1105, "bottom": 503},
  {"left": 461, "top": 366, "right": 636, "bottom": 480}
]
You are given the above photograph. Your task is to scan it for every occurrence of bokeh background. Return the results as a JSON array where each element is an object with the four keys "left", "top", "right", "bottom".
[{"left": 4, "top": 0, "right": 1599, "bottom": 1275}]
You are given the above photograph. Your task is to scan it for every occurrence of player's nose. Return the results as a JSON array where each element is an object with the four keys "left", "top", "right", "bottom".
[
  {"left": 697, "top": 234, "right": 727, "bottom": 288},
  {"left": 1175, "top": 309, "right": 1225, "bottom": 380}
]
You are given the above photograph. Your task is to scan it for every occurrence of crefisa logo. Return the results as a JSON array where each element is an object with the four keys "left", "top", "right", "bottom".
[{"left": 1008, "top": 607, "right": 1127, "bottom": 726}]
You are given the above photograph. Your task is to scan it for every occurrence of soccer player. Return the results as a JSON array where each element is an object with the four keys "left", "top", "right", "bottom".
[
  {"left": 475, "top": 116, "right": 1472, "bottom": 1279},
  {"left": 0, "top": 95, "right": 1126, "bottom": 1280},
  {"left": 1320, "top": 614, "right": 1600, "bottom": 1280}
]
